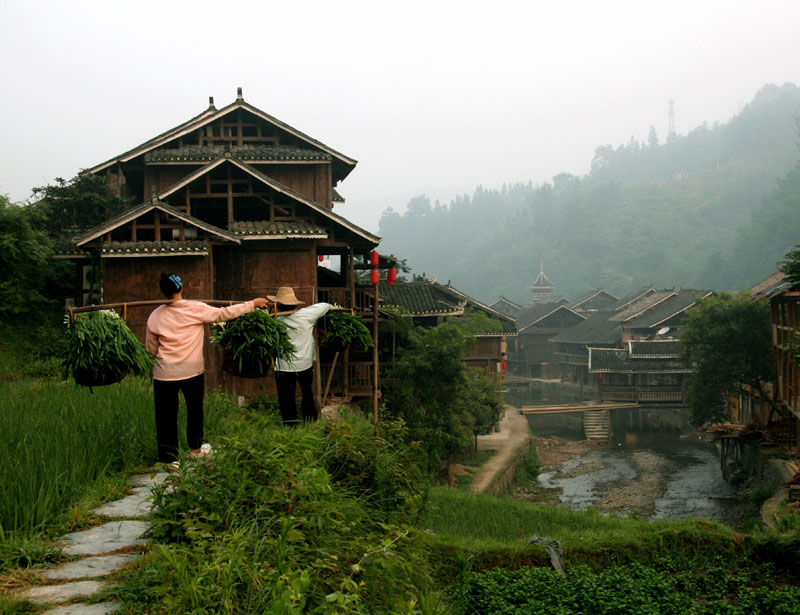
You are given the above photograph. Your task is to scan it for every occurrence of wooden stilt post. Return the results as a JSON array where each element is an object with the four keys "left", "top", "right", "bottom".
[{"left": 373, "top": 282, "right": 379, "bottom": 424}]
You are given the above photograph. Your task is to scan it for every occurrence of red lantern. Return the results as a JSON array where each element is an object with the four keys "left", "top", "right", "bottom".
[
  {"left": 370, "top": 269, "right": 380, "bottom": 285},
  {"left": 501, "top": 361, "right": 507, "bottom": 371},
  {"left": 369, "top": 251, "right": 379, "bottom": 266},
  {"left": 387, "top": 267, "right": 397, "bottom": 286},
  {"left": 318, "top": 254, "right": 324, "bottom": 262},
  {"left": 598, "top": 373, "right": 604, "bottom": 380}
]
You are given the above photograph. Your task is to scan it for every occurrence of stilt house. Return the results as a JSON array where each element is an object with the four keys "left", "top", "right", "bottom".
[{"left": 58, "top": 89, "right": 382, "bottom": 401}]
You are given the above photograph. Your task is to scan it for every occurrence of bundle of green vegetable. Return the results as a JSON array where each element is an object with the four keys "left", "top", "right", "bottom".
[
  {"left": 62, "top": 309, "right": 154, "bottom": 387},
  {"left": 319, "top": 309, "right": 373, "bottom": 351},
  {"left": 212, "top": 309, "right": 295, "bottom": 378}
]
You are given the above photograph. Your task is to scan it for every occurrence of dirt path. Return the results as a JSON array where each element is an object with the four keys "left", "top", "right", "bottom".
[{"left": 469, "top": 406, "right": 531, "bottom": 493}]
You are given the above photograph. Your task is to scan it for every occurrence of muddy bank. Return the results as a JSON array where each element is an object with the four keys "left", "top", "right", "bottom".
[{"left": 513, "top": 436, "right": 760, "bottom": 529}]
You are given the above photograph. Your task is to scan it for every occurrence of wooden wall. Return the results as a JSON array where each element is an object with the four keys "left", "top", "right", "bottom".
[
  {"left": 213, "top": 245, "right": 317, "bottom": 303},
  {"left": 255, "top": 164, "right": 331, "bottom": 208}
]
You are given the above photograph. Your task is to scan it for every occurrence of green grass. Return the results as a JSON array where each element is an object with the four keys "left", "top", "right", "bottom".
[
  {"left": 0, "top": 377, "right": 240, "bottom": 540},
  {"left": 422, "top": 486, "right": 742, "bottom": 565}
]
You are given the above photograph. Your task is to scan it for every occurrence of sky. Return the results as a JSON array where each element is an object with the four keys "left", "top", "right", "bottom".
[{"left": 1, "top": 0, "right": 799, "bottom": 233}]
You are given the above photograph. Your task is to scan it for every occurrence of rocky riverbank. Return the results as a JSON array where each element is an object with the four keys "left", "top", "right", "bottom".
[{"left": 513, "top": 436, "right": 761, "bottom": 529}]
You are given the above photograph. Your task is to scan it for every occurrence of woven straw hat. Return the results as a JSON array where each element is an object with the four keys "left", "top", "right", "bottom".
[{"left": 267, "top": 286, "right": 305, "bottom": 305}]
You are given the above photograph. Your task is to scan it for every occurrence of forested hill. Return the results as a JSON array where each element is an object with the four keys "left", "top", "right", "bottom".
[{"left": 377, "top": 83, "right": 800, "bottom": 305}]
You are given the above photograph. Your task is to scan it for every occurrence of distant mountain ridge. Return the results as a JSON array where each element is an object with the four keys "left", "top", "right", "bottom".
[{"left": 378, "top": 83, "right": 800, "bottom": 304}]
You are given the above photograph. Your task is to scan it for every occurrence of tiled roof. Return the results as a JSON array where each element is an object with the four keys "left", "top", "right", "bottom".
[
  {"left": 624, "top": 289, "right": 712, "bottom": 329},
  {"left": 380, "top": 281, "right": 464, "bottom": 316},
  {"left": 379, "top": 280, "right": 517, "bottom": 334},
  {"left": 551, "top": 312, "right": 621, "bottom": 346},
  {"left": 52, "top": 239, "right": 91, "bottom": 258},
  {"left": 609, "top": 290, "right": 675, "bottom": 322},
  {"left": 228, "top": 220, "right": 328, "bottom": 238},
  {"left": 332, "top": 188, "right": 345, "bottom": 202},
  {"left": 628, "top": 340, "right": 682, "bottom": 358},
  {"left": 516, "top": 303, "right": 584, "bottom": 332},
  {"left": 145, "top": 145, "right": 332, "bottom": 163},
  {"left": 608, "top": 286, "right": 656, "bottom": 311},
  {"left": 568, "top": 288, "right": 618, "bottom": 310},
  {"left": 101, "top": 240, "right": 209, "bottom": 257},
  {"left": 490, "top": 296, "right": 522, "bottom": 310},
  {"left": 589, "top": 347, "right": 691, "bottom": 374},
  {"left": 73, "top": 199, "right": 240, "bottom": 246},
  {"left": 749, "top": 269, "right": 791, "bottom": 300}
]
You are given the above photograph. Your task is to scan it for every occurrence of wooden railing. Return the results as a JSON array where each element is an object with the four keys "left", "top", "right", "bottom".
[{"left": 600, "top": 385, "right": 684, "bottom": 403}]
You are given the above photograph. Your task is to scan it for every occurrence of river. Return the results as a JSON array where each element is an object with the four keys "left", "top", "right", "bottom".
[{"left": 509, "top": 383, "right": 759, "bottom": 529}]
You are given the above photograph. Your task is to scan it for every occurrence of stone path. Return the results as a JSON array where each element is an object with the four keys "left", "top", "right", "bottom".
[
  {"left": 13, "top": 471, "right": 169, "bottom": 614},
  {"left": 470, "top": 405, "right": 531, "bottom": 493}
]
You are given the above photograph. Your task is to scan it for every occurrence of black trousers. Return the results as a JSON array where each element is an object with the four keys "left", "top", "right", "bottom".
[
  {"left": 153, "top": 373, "right": 204, "bottom": 463},
  {"left": 275, "top": 368, "right": 317, "bottom": 425}
]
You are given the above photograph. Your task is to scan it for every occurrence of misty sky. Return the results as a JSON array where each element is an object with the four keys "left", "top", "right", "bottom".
[{"left": 1, "top": 0, "right": 799, "bottom": 233}]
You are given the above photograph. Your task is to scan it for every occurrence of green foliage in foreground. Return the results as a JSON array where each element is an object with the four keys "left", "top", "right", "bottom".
[
  {"left": 461, "top": 557, "right": 800, "bottom": 615},
  {"left": 115, "top": 414, "right": 435, "bottom": 614}
]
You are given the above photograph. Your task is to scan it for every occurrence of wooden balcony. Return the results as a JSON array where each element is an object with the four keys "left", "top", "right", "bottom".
[{"left": 599, "top": 385, "right": 684, "bottom": 403}]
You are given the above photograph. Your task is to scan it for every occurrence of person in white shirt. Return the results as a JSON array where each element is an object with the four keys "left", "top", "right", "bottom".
[{"left": 269, "top": 286, "right": 330, "bottom": 425}]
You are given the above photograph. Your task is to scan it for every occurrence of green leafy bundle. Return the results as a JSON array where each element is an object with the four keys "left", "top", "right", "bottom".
[
  {"left": 62, "top": 309, "right": 154, "bottom": 386},
  {"left": 212, "top": 309, "right": 295, "bottom": 377},
  {"left": 320, "top": 310, "right": 373, "bottom": 351}
]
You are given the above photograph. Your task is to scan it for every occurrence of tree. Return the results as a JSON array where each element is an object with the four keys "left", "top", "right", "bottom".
[
  {"left": 681, "top": 292, "right": 777, "bottom": 425},
  {"left": 384, "top": 323, "right": 503, "bottom": 472},
  {"left": 780, "top": 244, "right": 800, "bottom": 286},
  {"left": 30, "top": 173, "right": 132, "bottom": 238},
  {"left": 0, "top": 195, "right": 52, "bottom": 317}
]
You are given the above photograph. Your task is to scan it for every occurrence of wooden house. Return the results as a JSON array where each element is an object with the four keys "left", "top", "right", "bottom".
[
  {"left": 380, "top": 276, "right": 517, "bottom": 382},
  {"left": 553, "top": 287, "right": 711, "bottom": 403},
  {"left": 511, "top": 303, "right": 585, "bottom": 379},
  {"left": 588, "top": 341, "right": 690, "bottom": 403},
  {"left": 567, "top": 289, "right": 618, "bottom": 315},
  {"left": 58, "top": 89, "right": 383, "bottom": 402},
  {"left": 489, "top": 296, "right": 523, "bottom": 318}
]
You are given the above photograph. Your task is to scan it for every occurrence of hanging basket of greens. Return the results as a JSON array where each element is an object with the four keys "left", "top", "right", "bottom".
[
  {"left": 63, "top": 310, "right": 154, "bottom": 387},
  {"left": 212, "top": 309, "right": 296, "bottom": 378},
  {"left": 319, "top": 310, "right": 373, "bottom": 352}
]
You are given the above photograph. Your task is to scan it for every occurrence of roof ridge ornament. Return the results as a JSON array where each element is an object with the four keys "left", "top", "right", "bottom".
[
  {"left": 236, "top": 87, "right": 244, "bottom": 102},
  {"left": 208, "top": 96, "right": 216, "bottom": 110}
]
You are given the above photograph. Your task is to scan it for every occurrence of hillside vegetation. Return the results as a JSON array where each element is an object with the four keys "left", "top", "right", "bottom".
[{"left": 378, "top": 83, "right": 800, "bottom": 303}]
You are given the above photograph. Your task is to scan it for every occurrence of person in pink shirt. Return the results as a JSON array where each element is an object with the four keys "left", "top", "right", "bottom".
[{"left": 146, "top": 273, "right": 268, "bottom": 467}]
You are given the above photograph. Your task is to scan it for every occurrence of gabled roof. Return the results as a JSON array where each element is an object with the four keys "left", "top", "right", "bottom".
[
  {"left": 608, "top": 286, "right": 656, "bottom": 311},
  {"left": 551, "top": 312, "right": 622, "bottom": 346},
  {"left": 87, "top": 91, "right": 357, "bottom": 177},
  {"left": 490, "top": 295, "right": 523, "bottom": 311},
  {"left": 609, "top": 290, "right": 675, "bottom": 322},
  {"left": 749, "top": 268, "right": 788, "bottom": 300},
  {"left": 379, "top": 281, "right": 465, "bottom": 317},
  {"left": 157, "top": 156, "right": 379, "bottom": 244},
  {"left": 100, "top": 240, "right": 210, "bottom": 258},
  {"left": 568, "top": 288, "right": 618, "bottom": 310},
  {"left": 380, "top": 278, "right": 517, "bottom": 335},
  {"left": 516, "top": 303, "right": 584, "bottom": 333},
  {"left": 623, "top": 289, "right": 713, "bottom": 329},
  {"left": 73, "top": 198, "right": 240, "bottom": 246}
]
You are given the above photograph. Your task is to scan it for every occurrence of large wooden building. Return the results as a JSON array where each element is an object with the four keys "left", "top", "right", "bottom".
[{"left": 58, "top": 89, "right": 383, "bottom": 400}]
